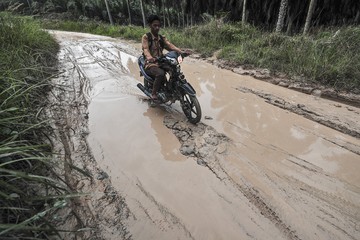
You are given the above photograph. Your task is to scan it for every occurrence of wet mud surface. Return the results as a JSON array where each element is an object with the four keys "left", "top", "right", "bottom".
[
  {"left": 204, "top": 57, "right": 360, "bottom": 108},
  {"left": 48, "top": 31, "right": 360, "bottom": 240}
]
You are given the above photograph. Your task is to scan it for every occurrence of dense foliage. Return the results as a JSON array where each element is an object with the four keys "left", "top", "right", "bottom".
[
  {"left": 0, "top": 13, "right": 64, "bottom": 238},
  {"left": 1, "top": 0, "right": 359, "bottom": 33}
]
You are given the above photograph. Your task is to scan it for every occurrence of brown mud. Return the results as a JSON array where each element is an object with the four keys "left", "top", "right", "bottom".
[
  {"left": 200, "top": 55, "right": 360, "bottom": 108},
  {"left": 47, "top": 31, "right": 360, "bottom": 240}
]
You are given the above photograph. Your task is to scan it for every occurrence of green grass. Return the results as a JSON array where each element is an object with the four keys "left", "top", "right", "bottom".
[
  {"left": 219, "top": 27, "right": 360, "bottom": 91},
  {"left": 42, "top": 19, "right": 360, "bottom": 92},
  {"left": 0, "top": 13, "right": 67, "bottom": 238}
]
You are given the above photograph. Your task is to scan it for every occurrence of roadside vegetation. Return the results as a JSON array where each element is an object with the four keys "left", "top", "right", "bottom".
[
  {"left": 0, "top": 12, "right": 65, "bottom": 238},
  {"left": 42, "top": 19, "right": 360, "bottom": 92}
]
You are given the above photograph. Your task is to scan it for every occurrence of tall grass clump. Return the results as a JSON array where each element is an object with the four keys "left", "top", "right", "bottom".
[
  {"left": 219, "top": 26, "right": 360, "bottom": 91},
  {"left": 163, "top": 21, "right": 262, "bottom": 57},
  {"left": 0, "top": 13, "right": 67, "bottom": 238}
]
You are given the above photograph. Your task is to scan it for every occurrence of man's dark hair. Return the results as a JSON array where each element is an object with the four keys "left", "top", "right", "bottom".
[{"left": 147, "top": 14, "right": 161, "bottom": 24}]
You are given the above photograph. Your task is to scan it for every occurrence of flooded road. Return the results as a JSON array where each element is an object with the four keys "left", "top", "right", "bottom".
[{"left": 51, "top": 31, "right": 360, "bottom": 240}]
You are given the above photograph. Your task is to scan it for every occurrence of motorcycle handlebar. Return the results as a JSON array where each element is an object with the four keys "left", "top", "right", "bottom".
[
  {"left": 181, "top": 52, "right": 191, "bottom": 58},
  {"left": 161, "top": 52, "right": 190, "bottom": 60},
  {"left": 155, "top": 57, "right": 166, "bottom": 63},
  {"left": 151, "top": 51, "right": 191, "bottom": 64}
]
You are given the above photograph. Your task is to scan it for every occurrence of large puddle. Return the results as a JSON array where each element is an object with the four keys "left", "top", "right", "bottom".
[
  {"left": 128, "top": 53, "right": 360, "bottom": 186},
  {"left": 52, "top": 31, "right": 360, "bottom": 240}
]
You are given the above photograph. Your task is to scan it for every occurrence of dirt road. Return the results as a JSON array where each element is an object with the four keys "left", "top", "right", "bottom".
[{"left": 48, "top": 31, "right": 360, "bottom": 240}]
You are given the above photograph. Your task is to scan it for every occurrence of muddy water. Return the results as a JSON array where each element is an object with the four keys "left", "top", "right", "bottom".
[
  {"left": 180, "top": 60, "right": 360, "bottom": 184},
  {"left": 51, "top": 31, "right": 360, "bottom": 240},
  {"left": 86, "top": 45, "right": 283, "bottom": 239}
]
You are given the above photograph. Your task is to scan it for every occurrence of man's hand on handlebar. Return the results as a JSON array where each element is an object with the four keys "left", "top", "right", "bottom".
[
  {"left": 181, "top": 49, "right": 193, "bottom": 57},
  {"left": 146, "top": 57, "right": 156, "bottom": 63}
]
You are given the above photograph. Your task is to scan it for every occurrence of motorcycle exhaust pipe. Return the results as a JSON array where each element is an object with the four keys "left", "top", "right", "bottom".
[{"left": 137, "top": 83, "right": 152, "bottom": 98}]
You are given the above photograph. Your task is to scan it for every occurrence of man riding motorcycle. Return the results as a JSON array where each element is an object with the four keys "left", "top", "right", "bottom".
[{"left": 141, "top": 14, "right": 190, "bottom": 100}]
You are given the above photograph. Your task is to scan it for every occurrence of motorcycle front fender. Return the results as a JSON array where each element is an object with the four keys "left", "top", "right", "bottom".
[{"left": 178, "top": 82, "right": 196, "bottom": 96}]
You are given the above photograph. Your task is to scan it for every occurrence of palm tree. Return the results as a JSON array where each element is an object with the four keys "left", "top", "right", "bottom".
[
  {"left": 104, "top": 0, "right": 114, "bottom": 25},
  {"left": 140, "top": 0, "right": 146, "bottom": 28},
  {"left": 275, "top": 0, "right": 287, "bottom": 33},
  {"left": 303, "top": 0, "right": 317, "bottom": 34},
  {"left": 242, "top": 0, "right": 247, "bottom": 25},
  {"left": 126, "top": 0, "right": 132, "bottom": 25}
]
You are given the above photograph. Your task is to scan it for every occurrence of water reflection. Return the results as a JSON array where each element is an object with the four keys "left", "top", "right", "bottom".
[
  {"left": 180, "top": 60, "right": 360, "bottom": 183},
  {"left": 143, "top": 107, "right": 185, "bottom": 162},
  {"left": 124, "top": 51, "right": 360, "bottom": 185}
]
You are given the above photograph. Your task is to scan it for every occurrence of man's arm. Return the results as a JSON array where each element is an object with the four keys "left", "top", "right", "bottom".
[{"left": 163, "top": 36, "right": 183, "bottom": 54}]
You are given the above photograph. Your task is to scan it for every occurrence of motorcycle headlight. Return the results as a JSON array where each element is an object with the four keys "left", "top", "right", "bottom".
[
  {"left": 166, "top": 57, "right": 177, "bottom": 65},
  {"left": 177, "top": 55, "right": 183, "bottom": 64},
  {"left": 170, "top": 58, "right": 177, "bottom": 65}
]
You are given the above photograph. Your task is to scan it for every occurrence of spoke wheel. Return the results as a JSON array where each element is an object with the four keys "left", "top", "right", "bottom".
[{"left": 181, "top": 93, "right": 201, "bottom": 124}]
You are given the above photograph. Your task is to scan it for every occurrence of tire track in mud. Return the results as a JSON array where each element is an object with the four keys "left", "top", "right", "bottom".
[
  {"left": 135, "top": 180, "right": 195, "bottom": 239},
  {"left": 82, "top": 42, "right": 128, "bottom": 75},
  {"left": 47, "top": 39, "right": 135, "bottom": 239},
  {"left": 297, "top": 125, "right": 360, "bottom": 155},
  {"left": 64, "top": 47, "right": 91, "bottom": 103},
  {"left": 163, "top": 115, "right": 301, "bottom": 240},
  {"left": 164, "top": 114, "right": 360, "bottom": 240},
  {"left": 236, "top": 87, "right": 360, "bottom": 140},
  {"left": 288, "top": 176, "right": 360, "bottom": 221},
  {"left": 48, "top": 85, "right": 133, "bottom": 239},
  {"left": 286, "top": 176, "right": 360, "bottom": 240}
]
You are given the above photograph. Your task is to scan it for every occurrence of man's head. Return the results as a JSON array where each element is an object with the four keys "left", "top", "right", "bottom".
[{"left": 147, "top": 14, "right": 161, "bottom": 36}]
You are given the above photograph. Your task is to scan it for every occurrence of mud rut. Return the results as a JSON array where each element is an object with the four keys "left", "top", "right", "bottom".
[{"left": 46, "top": 31, "right": 360, "bottom": 240}]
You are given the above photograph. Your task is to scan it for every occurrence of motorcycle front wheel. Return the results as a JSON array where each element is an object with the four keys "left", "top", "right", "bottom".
[{"left": 181, "top": 93, "right": 202, "bottom": 124}]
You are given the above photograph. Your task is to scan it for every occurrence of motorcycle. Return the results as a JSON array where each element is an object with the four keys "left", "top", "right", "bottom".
[{"left": 137, "top": 51, "right": 202, "bottom": 124}]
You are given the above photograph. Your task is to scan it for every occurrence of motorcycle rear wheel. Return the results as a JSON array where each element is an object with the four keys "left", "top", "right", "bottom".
[{"left": 181, "top": 93, "right": 201, "bottom": 124}]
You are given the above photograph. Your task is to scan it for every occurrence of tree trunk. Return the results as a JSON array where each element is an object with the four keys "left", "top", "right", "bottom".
[
  {"left": 183, "top": 11, "right": 185, "bottom": 27},
  {"left": 126, "top": 0, "right": 131, "bottom": 25},
  {"left": 178, "top": 12, "right": 180, "bottom": 27},
  {"left": 104, "top": 0, "right": 114, "bottom": 25},
  {"left": 162, "top": 0, "right": 166, "bottom": 27},
  {"left": 286, "top": 4, "right": 293, "bottom": 34},
  {"left": 303, "top": 0, "right": 317, "bottom": 35},
  {"left": 181, "top": 2, "right": 185, "bottom": 27},
  {"left": 355, "top": 9, "right": 360, "bottom": 24},
  {"left": 166, "top": 6, "right": 171, "bottom": 27},
  {"left": 266, "top": 1, "right": 275, "bottom": 26},
  {"left": 139, "top": 0, "right": 146, "bottom": 28},
  {"left": 275, "top": 0, "right": 287, "bottom": 33},
  {"left": 242, "top": 0, "right": 247, "bottom": 25},
  {"left": 286, "top": 15, "right": 293, "bottom": 35},
  {"left": 214, "top": 0, "right": 218, "bottom": 16},
  {"left": 190, "top": 1, "right": 193, "bottom": 26},
  {"left": 191, "top": 13, "right": 193, "bottom": 27},
  {"left": 26, "top": 0, "right": 32, "bottom": 12}
]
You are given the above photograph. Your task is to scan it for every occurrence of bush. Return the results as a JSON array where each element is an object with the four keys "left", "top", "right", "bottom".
[{"left": 219, "top": 26, "right": 360, "bottom": 91}]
